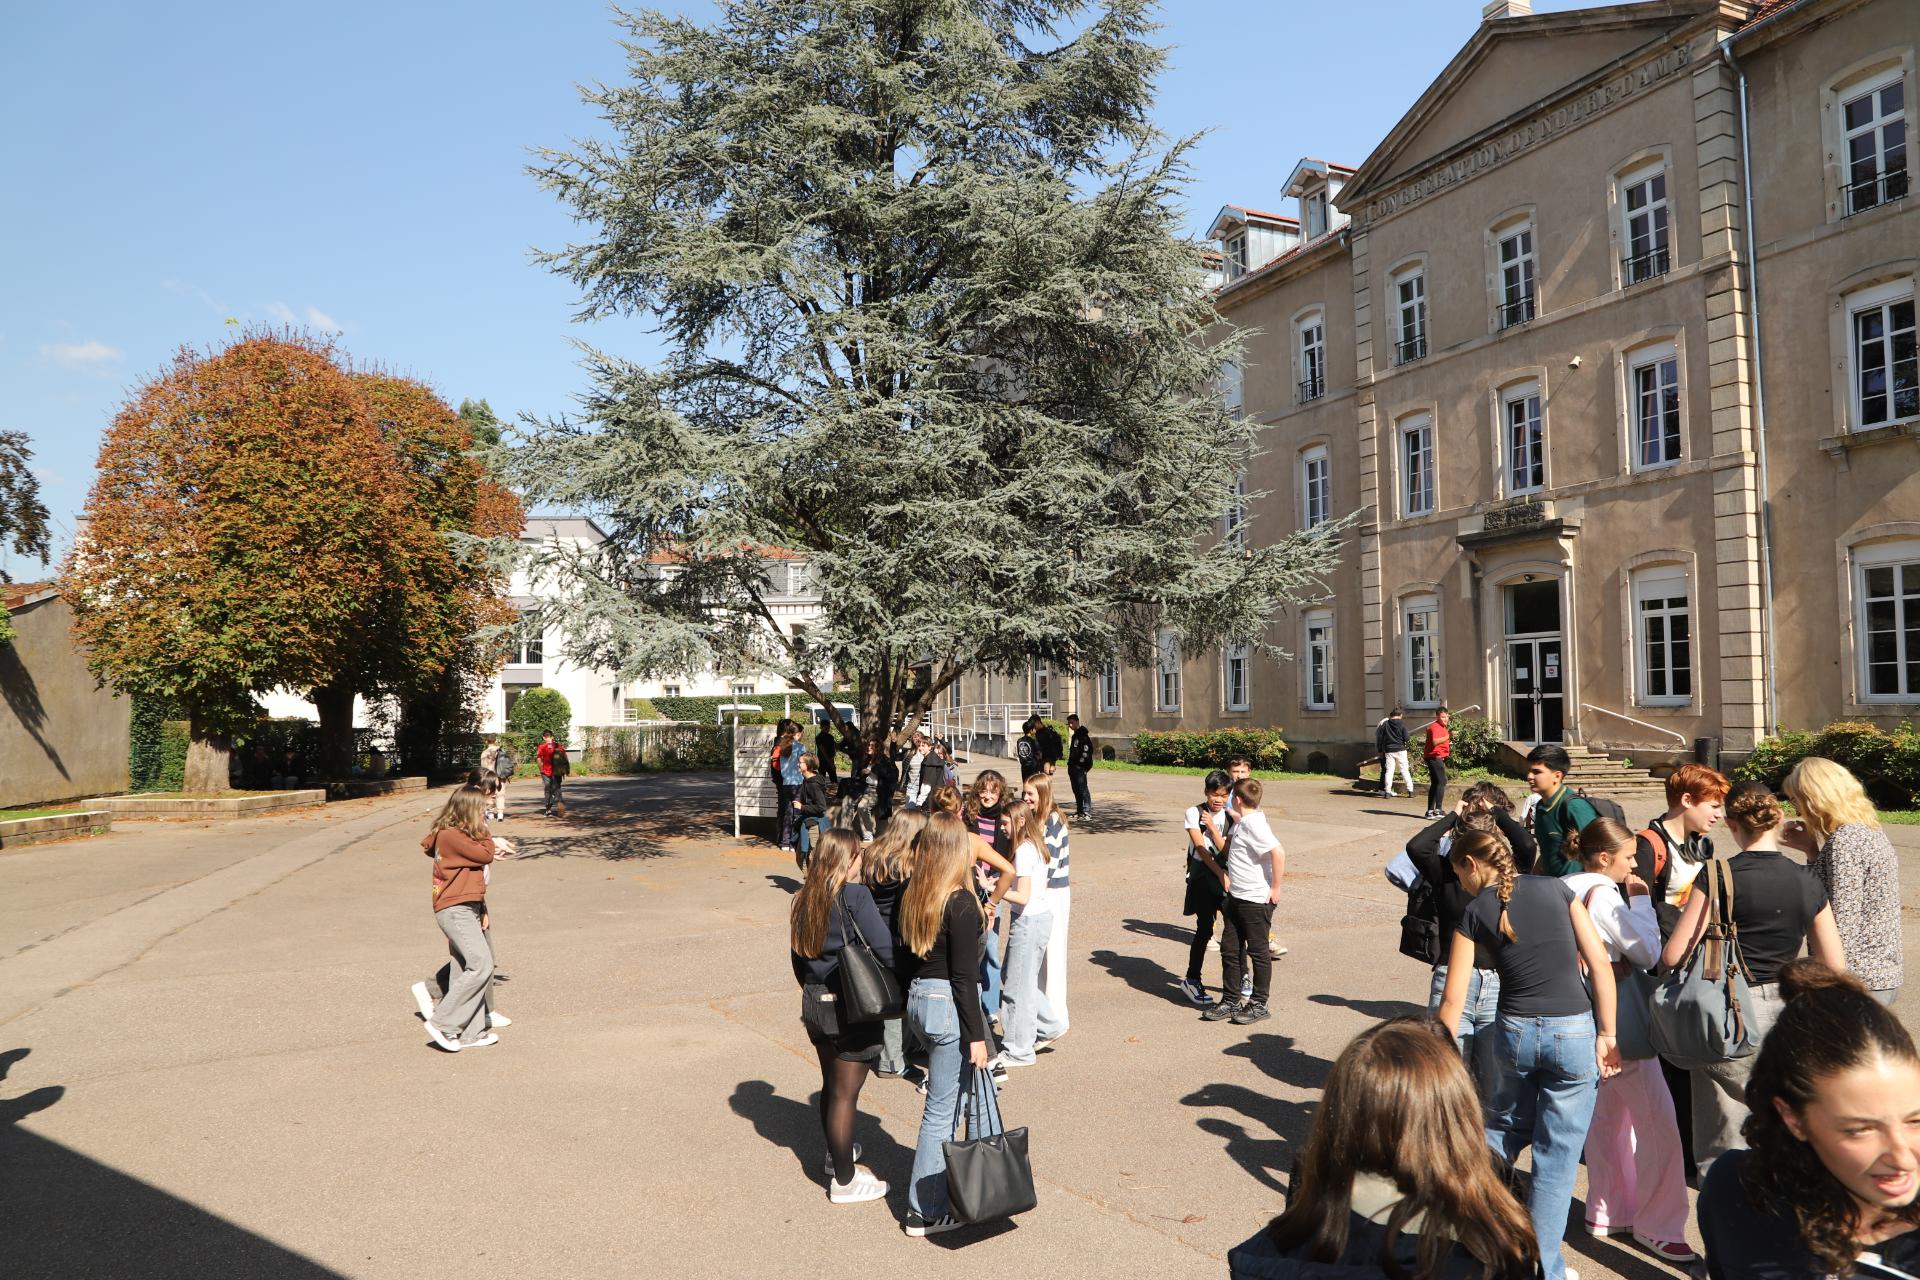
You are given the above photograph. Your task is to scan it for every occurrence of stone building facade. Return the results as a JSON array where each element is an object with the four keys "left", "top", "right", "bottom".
[{"left": 964, "top": 0, "right": 1918, "bottom": 769}]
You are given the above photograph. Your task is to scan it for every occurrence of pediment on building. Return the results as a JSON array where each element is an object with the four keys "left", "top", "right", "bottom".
[{"left": 1344, "top": 1, "right": 1719, "bottom": 205}]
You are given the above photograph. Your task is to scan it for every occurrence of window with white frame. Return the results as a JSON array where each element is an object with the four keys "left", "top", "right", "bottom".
[
  {"left": 1402, "top": 597, "right": 1441, "bottom": 708},
  {"left": 1502, "top": 383, "right": 1546, "bottom": 494},
  {"left": 787, "top": 560, "right": 811, "bottom": 594},
  {"left": 731, "top": 681, "right": 756, "bottom": 697},
  {"left": 1223, "top": 473, "right": 1248, "bottom": 548},
  {"left": 1304, "top": 611, "right": 1335, "bottom": 709},
  {"left": 1855, "top": 542, "right": 1920, "bottom": 701},
  {"left": 511, "top": 609, "right": 543, "bottom": 665},
  {"left": 1225, "top": 234, "right": 1248, "bottom": 280},
  {"left": 1155, "top": 630, "right": 1182, "bottom": 712},
  {"left": 1297, "top": 312, "right": 1326, "bottom": 402},
  {"left": 1224, "top": 643, "right": 1251, "bottom": 712},
  {"left": 1399, "top": 413, "right": 1435, "bottom": 516},
  {"left": 1630, "top": 342, "right": 1682, "bottom": 468},
  {"left": 662, "top": 683, "right": 682, "bottom": 698},
  {"left": 1031, "top": 661, "right": 1051, "bottom": 705},
  {"left": 1496, "top": 222, "right": 1536, "bottom": 328},
  {"left": 1220, "top": 358, "right": 1243, "bottom": 414},
  {"left": 1841, "top": 69, "right": 1908, "bottom": 215},
  {"left": 1394, "top": 267, "right": 1427, "bottom": 364},
  {"left": 1305, "top": 190, "right": 1329, "bottom": 238},
  {"left": 1848, "top": 280, "right": 1918, "bottom": 429},
  {"left": 1300, "top": 446, "right": 1332, "bottom": 530},
  {"left": 1619, "top": 163, "right": 1670, "bottom": 284},
  {"left": 1633, "top": 566, "right": 1692, "bottom": 705},
  {"left": 1098, "top": 661, "right": 1121, "bottom": 714}
]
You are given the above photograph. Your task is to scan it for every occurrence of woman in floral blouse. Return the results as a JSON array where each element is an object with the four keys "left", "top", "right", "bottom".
[{"left": 1783, "top": 757, "right": 1903, "bottom": 1005}]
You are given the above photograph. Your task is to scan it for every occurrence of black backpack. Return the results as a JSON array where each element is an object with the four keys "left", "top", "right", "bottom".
[
  {"left": 1398, "top": 879, "right": 1442, "bottom": 966},
  {"left": 1577, "top": 788, "right": 1627, "bottom": 825}
]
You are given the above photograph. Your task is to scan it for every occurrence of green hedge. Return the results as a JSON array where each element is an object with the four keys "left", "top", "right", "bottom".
[
  {"left": 1442, "top": 714, "right": 1504, "bottom": 769},
  {"left": 1134, "top": 728, "right": 1289, "bottom": 771},
  {"left": 155, "top": 720, "right": 189, "bottom": 792},
  {"left": 129, "top": 694, "right": 187, "bottom": 791},
  {"left": 1736, "top": 720, "right": 1920, "bottom": 809},
  {"left": 572, "top": 723, "right": 737, "bottom": 772}
]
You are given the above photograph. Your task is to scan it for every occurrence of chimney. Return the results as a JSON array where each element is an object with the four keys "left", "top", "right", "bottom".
[{"left": 1482, "top": 0, "right": 1533, "bottom": 18}]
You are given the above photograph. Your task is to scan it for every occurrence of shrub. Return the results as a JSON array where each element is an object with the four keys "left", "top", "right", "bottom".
[
  {"left": 1736, "top": 720, "right": 1920, "bottom": 809},
  {"left": 156, "top": 720, "right": 189, "bottom": 792},
  {"left": 128, "top": 693, "right": 186, "bottom": 791},
  {"left": 1441, "top": 714, "right": 1504, "bottom": 769},
  {"left": 1133, "top": 728, "right": 1288, "bottom": 771},
  {"left": 506, "top": 688, "right": 573, "bottom": 764}
]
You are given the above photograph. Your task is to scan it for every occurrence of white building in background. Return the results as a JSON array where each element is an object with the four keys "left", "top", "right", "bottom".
[
  {"left": 259, "top": 515, "right": 827, "bottom": 739},
  {"left": 484, "top": 516, "right": 827, "bottom": 737}
]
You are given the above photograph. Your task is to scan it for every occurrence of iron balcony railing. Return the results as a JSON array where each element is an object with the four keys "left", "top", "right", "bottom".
[
  {"left": 1495, "top": 292, "right": 1536, "bottom": 330},
  {"left": 1621, "top": 245, "right": 1670, "bottom": 286},
  {"left": 1298, "top": 374, "right": 1325, "bottom": 403},
  {"left": 1394, "top": 334, "right": 1427, "bottom": 365},
  {"left": 1846, "top": 167, "right": 1909, "bottom": 216}
]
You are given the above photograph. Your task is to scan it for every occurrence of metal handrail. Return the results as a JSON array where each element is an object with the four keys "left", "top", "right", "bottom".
[
  {"left": 1579, "top": 702, "right": 1687, "bottom": 748},
  {"left": 1621, "top": 245, "right": 1670, "bottom": 285},
  {"left": 1845, "top": 167, "right": 1909, "bottom": 216},
  {"left": 928, "top": 701, "right": 1054, "bottom": 751}
]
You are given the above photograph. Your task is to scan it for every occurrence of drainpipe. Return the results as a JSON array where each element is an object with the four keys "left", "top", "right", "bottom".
[{"left": 1719, "top": 29, "right": 1781, "bottom": 740}]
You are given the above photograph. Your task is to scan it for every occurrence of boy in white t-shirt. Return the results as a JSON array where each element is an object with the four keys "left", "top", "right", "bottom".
[{"left": 1201, "top": 778, "right": 1284, "bottom": 1026}]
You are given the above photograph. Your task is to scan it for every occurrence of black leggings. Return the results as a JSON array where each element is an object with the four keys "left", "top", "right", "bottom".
[
  {"left": 814, "top": 1044, "right": 873, "bottom": 1184},
  {"left": 1426, "top": 756, "right": 1448, "bottom": 812}
]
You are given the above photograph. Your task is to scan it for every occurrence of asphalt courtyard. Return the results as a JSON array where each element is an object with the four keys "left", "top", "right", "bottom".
[{"left": 4, "top": 760, "right": 1918, "bottom": 1279}]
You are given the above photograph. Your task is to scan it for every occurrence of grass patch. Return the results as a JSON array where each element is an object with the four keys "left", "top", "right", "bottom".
[
  {"left": 0, "top": 807, "right": 85, "bottom": 822},
  {"left": 113, "top": 790, "right": 258, "bottom": 799},
  {"left": 1880, "top": 810, "right": 1920, "bottom": 826}
]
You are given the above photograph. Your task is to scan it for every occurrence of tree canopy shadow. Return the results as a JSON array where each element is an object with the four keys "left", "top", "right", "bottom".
[{"left": 0, "top": 642, "right": 69, "bottom": 779}]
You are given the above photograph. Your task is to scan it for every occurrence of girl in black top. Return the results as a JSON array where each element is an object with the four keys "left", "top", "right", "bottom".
[
  {"left": 1661, "top": 782, "right": 1847, "bottom": 1180},
  {"left": 1698, "top": 960, "right": 1920, "bottom": 1280},
  {"left": 790, "top": 828, "right": 893, "bottom": 1205},
  {"left": 1230, "top": 1017, "right": 1538, "bottom": 1280},
  {"left": 863, "top": 809, "right": 926, "bottom": 1078},
  {"left": 898, "top": 813, "right": 991, "bottom": 1237}
]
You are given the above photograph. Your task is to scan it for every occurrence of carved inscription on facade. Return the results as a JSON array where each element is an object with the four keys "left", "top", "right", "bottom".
[
  {"left": 1482, "top": 500, "right": 1547, "bottom": 532},
  {"left": 1364, "top": 39, "right": 1699, "bottom": 225}
]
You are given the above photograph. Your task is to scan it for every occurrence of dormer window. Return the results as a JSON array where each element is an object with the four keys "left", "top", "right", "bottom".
[
  {"left": 1225, "top": 234, "right": 1248, "bottom": 280},
  {"left": 1305, "top": 190, "right": 1329, "bottom": 238}
]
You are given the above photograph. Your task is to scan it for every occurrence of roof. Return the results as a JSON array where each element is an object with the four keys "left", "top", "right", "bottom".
[
  {"left": 1206, "top": 203, "right": 1298, "bottom": 240},
  {"left": 2, "top": 581, "right": 56, "bottom": 610},
  {"left": 1212, "top": 227, "right": 1349, "bottom": 300},
  {"left": 1743, "top": 0, "right": 1796, "bottom": 22},
  {"left": 643, "top": 544, "right": 806, "bottom": 565}
]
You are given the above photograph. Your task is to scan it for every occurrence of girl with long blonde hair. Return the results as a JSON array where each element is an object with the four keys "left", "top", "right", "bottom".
[
  {"left": 790, "top": 828, "right": 894, "bottom": 1206},
  {"left": 1023, "top": 772, "right": 1073, "bottom": 1036},
  {"left": 1781, "top": 756, "right": 1903, "bottom": 1004},
  {"left": 862, "top": 809, "right": 925, "bottom": 1077},
  {"left": 989, "top": 800, "right": 1065, "bottom": 1070},
  {"left": 412, "top": 786, "right": 514, "bottom": 1053},
  {"left": 1439, "top": 827, "right": 1622, "bottom": 1280},
  {"left": 897, "top": 814, "right": 991, "bottom": 1237}
]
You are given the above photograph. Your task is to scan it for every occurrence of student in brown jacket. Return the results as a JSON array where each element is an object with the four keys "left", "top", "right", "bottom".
[{"left": 412, "top": 789, "right": 507, "bottom": 1052}]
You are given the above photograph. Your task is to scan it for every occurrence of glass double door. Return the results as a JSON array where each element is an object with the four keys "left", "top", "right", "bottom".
[{"left": 1505, "top": 581, "right": 1564, "bottom": 746}]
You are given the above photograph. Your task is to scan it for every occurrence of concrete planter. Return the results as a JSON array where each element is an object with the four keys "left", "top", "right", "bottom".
[
  {"left": 0, "top": 810, "right": 113, "bottom": 850},
  {"left": 331, "top": 776, "right": 427, "bottom": 799},
  {"left": 88, "top": 790, "right": 328, "bottom": 819}
]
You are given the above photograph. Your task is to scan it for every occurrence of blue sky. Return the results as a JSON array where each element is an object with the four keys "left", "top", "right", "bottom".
[{"left": 2, "top": 0, "right": 1607, "bottom": 576}]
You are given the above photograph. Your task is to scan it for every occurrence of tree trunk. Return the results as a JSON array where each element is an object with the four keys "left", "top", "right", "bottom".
[
  {"left": 311, "top": 683, "right": 359, "bottom": 780},
  {"left": 184, "top": 712, "right": 233, "bottom": 795}
]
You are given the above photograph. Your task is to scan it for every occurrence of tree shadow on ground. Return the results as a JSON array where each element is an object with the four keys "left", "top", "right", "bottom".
[
  {"left": 1183, "top": 1081, "right": 1315, "bottom": 1197},
  {"left": 1223, "top": 1032, "right": 1332, "bottom": 1092},
  {"left": 1306, "top": 992, "right": 1428, "bottom": 1021},
  {"left": 502, "top": 773, "right": 734, "bottom": 861},
  {"left": 0, "top": 1062, "right": 344, "bottom": 1278},
  {"left": 1087, "top": 948, "right": 1191, "bottom": 1007},
  {"left": 1067, "top": 797, "right": 1158, "bottom": 835}
]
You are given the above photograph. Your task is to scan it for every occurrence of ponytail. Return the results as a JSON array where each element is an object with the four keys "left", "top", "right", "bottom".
[
  {"left": 1566, "top": 816, "right": 1636, "bottom": 872},
  {"left": 1451, "top": 828, "right": 1519, "bottom": 942}
]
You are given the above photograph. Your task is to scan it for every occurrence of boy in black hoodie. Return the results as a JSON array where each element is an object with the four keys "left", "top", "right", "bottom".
[{"left": 795, "top": 753, "right": 831, "bottom": 866}]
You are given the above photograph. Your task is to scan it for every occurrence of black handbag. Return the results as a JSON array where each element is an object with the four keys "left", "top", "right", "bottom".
[
  {"left": 942, "top": 1070, "right": 1037, "bottom": 1223},
  {"left": 837, "top": 895, "right": 903, "bottom": 1023}
]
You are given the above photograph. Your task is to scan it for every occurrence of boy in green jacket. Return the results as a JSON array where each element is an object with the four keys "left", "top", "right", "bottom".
[{"left": 1526, "top": 744, "right": 1596, "bottom": 876}]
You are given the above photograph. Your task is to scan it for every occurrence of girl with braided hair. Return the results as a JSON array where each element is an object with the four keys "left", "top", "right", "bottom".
[{"left": 1438, "top": 827, "right": 1622, "bottom": 1280}]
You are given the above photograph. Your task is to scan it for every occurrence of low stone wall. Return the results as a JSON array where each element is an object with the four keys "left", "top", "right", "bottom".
[
  {"left": 89, "top": 790, "right": 328, "bottom": 819},
  {"left": 0, "top": 810, "right": 113, "bottom": 850},
  {"left": 331, "top": 776, "right": 428, "bottom": 799}
]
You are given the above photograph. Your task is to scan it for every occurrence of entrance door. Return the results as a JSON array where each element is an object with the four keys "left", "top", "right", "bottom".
[{"left": 1504, "top": 581, "right": 1565, "bottom": 746}]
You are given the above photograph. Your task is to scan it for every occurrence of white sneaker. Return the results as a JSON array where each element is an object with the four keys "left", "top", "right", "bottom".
[
  {"left": 821, "top": 1143, "right": 862, "bottom": 1179},
  {"left": 905, "top": 1213, "right": 963, "bottom": 1236},
  {"left": 488, "top": 1011, "right": 512, "bottom": 1028},
  {"left": 1036, "top": 1026, "right": 1068, "bottom": 1051},
  {"left": 410, "top": 981, "right": 435, "bottom": 1021},
  {"left": 1206, "top": 938, "right": 1221, "bottom": 952},
  {"left": 424, "top": 1023, "right": 461, "bottom": 1053},
  {"left": 827, "top": 1166, "right": 888, "bottom": 1203},
  {"left": 462, "top": 1033, "right": 500, "bottom": 1048}
]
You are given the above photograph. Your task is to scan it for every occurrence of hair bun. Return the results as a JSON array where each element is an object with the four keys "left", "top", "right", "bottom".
[
  {"left": 1725, "top": 781, "right": 1784, "bottom": 832},
  {"left": 1777, "top": 958, "right": 1871, "bottom": 1005}
]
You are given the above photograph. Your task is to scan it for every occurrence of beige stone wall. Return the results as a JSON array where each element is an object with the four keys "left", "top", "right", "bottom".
[{"left": 1, "top": 594, "right": 131, "bottom": 808}]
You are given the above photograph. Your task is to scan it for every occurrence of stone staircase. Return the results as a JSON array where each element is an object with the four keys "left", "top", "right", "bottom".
[{"left": 1552, "top": 744, "right": 1670, "bottom": 812}]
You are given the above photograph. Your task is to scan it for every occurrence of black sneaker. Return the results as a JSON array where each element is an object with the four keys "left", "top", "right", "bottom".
[
  {"left": 1201, "top": 1000, "right": 1241, "bottom": 1022},
  {"left": 1230, "top": 1002, "right": 1272, "bottom": 1025}
]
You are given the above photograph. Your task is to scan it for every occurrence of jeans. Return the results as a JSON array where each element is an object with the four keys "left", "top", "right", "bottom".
[
  {"left": 1219, "top": 898, "right": 1275, "bottom": 1006},
  {"left": 1039, "top": 889, "right": 1071, "bottom": 1028},
  {"left": 1425, "top": 756, "right": 1448, "bottom": 812},
  {"left": 1428, "top": 964, "right": 1500, "bottom": 1093},
  {"left": 797, "top": 814, "right": 825, "bottom": 860},
  {"left": 542, "top": 772, "right": 562, "bottom": 812},
  {"left": 774, "top": 780, "right": 799, "bottom": 846},
  {"left": 980, "top": 901, "right": 1008, "bottom": 1022},
  {"left": 1067, "top": 765, "right": 1092, "bottom": 816},
  {"left": 999, "top": 908, "right": 1064, "bottom": 1062},
  {"left": 1692, "top": 980, "right": 1784, "bottom": 1179},
  {"left": 1483, "top": 1012, "right": 1600, "bottom": 1280},
  {"left": 1382, "top": 750, "right": 1413, "bottom": 795},
  {"left": 907, "top": 977, "right": 974, "bottom": 1221}
]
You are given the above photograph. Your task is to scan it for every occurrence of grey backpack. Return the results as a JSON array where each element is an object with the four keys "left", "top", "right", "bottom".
[{"left": 1649, "top": 858, "right": 1756, "bottom": 1070}]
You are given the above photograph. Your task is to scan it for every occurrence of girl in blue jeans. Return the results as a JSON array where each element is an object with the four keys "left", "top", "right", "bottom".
[
  {"left": 990, "top": 801, "right": 1064, "bottom": 1069},
  {"left": 897, "top": 813, "right": 991, "bottom": 1237},
  {"left": 1438, "top": 828, "right": 1621, "bottom": 1280}
]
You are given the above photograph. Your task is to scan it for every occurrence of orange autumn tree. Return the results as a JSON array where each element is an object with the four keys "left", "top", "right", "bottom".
[{"left": 68, "top": 333, "right": 423, "bottom": 790}]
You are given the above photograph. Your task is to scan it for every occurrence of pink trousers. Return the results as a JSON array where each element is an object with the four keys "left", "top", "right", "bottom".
[{"left": 1582, "top": 1057, "right": 1690, "bottom": 1242}]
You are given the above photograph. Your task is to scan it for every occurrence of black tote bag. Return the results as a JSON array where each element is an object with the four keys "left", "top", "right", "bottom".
[
  {"left": 836, "top": 895, "right": 903, "bottom": 1023},
  {"left": 942, "top": 1071, "right": 1037, "bottom": 1223}
]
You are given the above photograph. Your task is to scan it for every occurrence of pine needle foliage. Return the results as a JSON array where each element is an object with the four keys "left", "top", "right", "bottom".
[{"left": 512, "top": 0, "right": 1343, "bottom": 740}]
